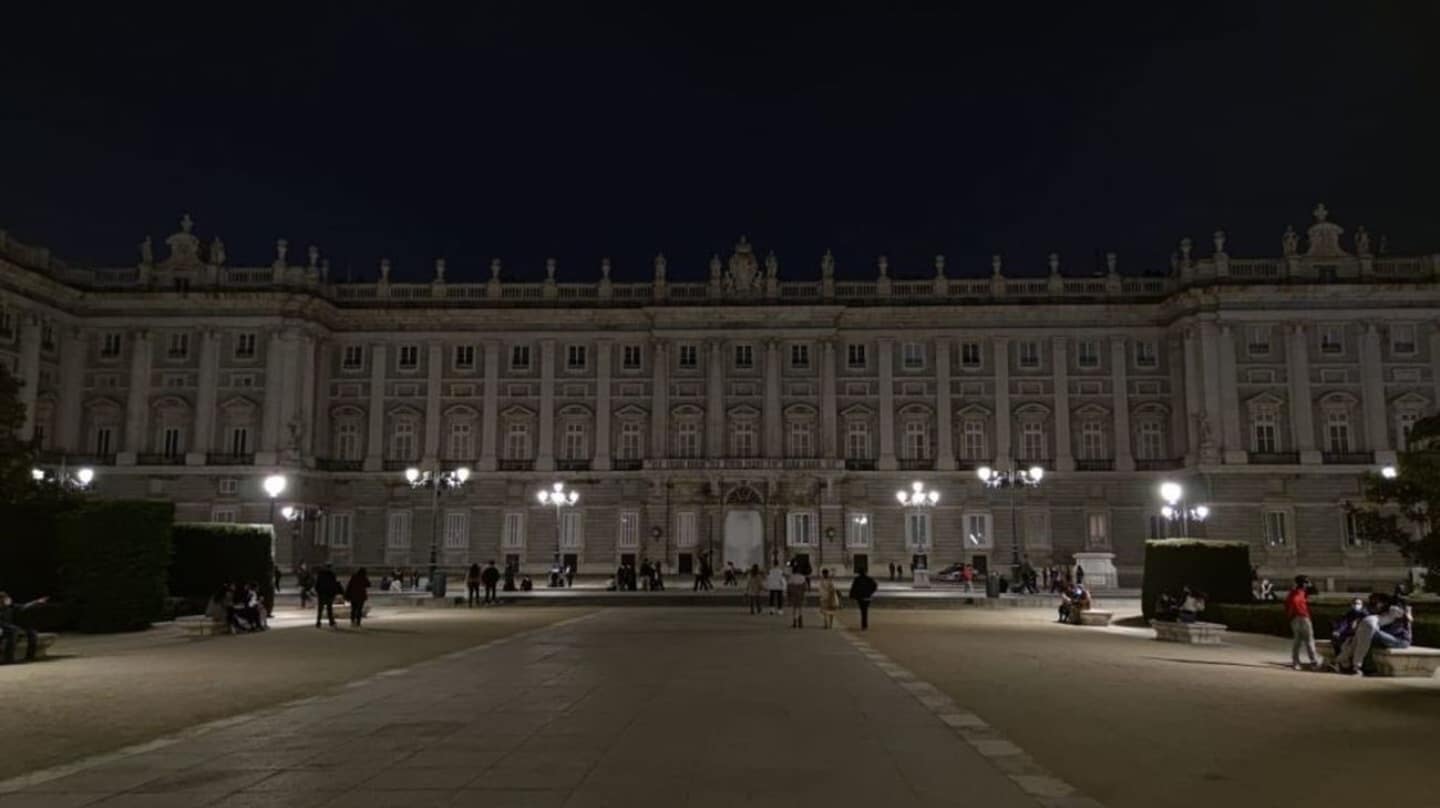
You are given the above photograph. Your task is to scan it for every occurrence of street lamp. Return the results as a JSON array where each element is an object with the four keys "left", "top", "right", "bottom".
[
  {"left": 537, "top": 482, "right": 579, "bottom": 579},
  {"left": 405, "top": 466, "right": 471, "bottom": 596},
  {"left": 31, "top": 465, "right": 95, "bottom": 490},
  {"left": 896, "top": 481, "right": 939, "bottom": 582},
  {"left": 1381, "top": 465, "right": 1398, "bottom": 480},
  {"left": 1159, "top": 481, "right": 1210, "bottom": 538},
  {"left": 977, "top": 464, "right": 1044, "bottom": 574},
  {"left": 281, "top": 504, "right": 322, "bottom": 571},
  {"left": 263, "top": 473, "right": 287, "bottom": 524}
]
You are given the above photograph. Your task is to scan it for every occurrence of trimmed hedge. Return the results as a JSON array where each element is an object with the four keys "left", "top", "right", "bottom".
[
  {"left": 1212, "top": 602, "right": 1440, "bottom": 647},
  {"left": 0, "top": 500, "right": 71, "bottom": 602},
  {"left": 169, "top": 522, "right": 275, "bottom": 607},
  {"left": 1141, "top": 539, "right": 1253, "bottom": 618},
  {"left": 56, "top": 501, "right": 174, "bottom": 632}
]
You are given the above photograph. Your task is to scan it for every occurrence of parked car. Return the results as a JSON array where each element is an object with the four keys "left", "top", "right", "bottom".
[{"left": 933, "top": 563, "right": 967, "bottom": 583}]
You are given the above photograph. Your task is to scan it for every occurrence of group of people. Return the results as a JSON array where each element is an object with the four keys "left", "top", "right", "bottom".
[
  {"left": 463, "top": 562, "right": 502, "bottom": 606},
  {"left": 205, "top": 582, "right": 269, "bottom": 633},
  {"left": 1055, "top": 581, "right": 1094, "bottom": 624},
  {"left": 1286, "top": 576, "right": 1413, "bottom": 674},
  {"left": 741, "top": 560, "right": 879, "bottom": 630},
  {"left": 1153, "top": 587, "right": 1208, "bottom": 623},
  {"left": 309, "top": 563, "right": 372, "bottom": 628},
  {"left": 605, "top": 559, "right": 666, "bottom": 591}
]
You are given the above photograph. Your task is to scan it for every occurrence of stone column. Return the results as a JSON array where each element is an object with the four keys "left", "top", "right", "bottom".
[
  {"left": 1110, "top": 336, "right": 1134, "bottom": 471},
  {"left": 364, "top": 343, "right": 387, "bottom": 471},
  {"left": 479, "top": 340, "right": 499, "bottom": 471},
  {"left": 276, "top": 330, "right": 302, "bottom": 460},
  {"left": 650, "top": 339, "right": 669, "bottom": 459},
  {"left": 259, "top": 330, "right": 285, "bottom": 460},
  {"left": 307, "top": 338, "right": 326, "bottom": 460},
  {"left": 16, "top": 316, "right": 42, "bottom": 443},
  {"left": 594, "top": 339, "right": 612, "bottom": 470},
  {"left": 1182, "top": 328, "right": 1200, "bottom": 463},
  {"left": 1218, "top": 325, "right": 1246, "bottom": 463},
  {"left": 119, "top": 330, "right": 151, "bottom": 464},
  {"left": 57, "top": 326, "right": 86, "bottom": 453},
  {"left": 1052, "top": 336, "right": 1074, "bottom": 471},
  {"left": 1361, "top": 323, "right": 1392, "bottom": 463},
  {"left": 423, "top": 341, "right": 443, "bottom": 466},
  {"left": 187, "top": 329, "right": 220, "bottom": 464},
  {"left": 706, "top": 339, "right": 725, "bottom": 458},
  {"left": 934, "top": 337, "right": 955, "bottom": 470},
  {"left": 878, "top": 337, "right": 897, "bottom": 470},
  {"left": 1167, "top": 334, "right": 1189, "bottom": 462},
  {"left": 1287, "top": 324, "right": 1321, "bottom": 463},
  {"left": 764, "top": 338, "right": 783, "bottom": 458},
  {"left": 820, "top": 338, "right": 838, "bottom": 459},
  {"left": 993, "top": 337, "right": 1012, "bottom": 466},
  {"left": 537, "top": 339, "right": 556, "bottom": 471}
]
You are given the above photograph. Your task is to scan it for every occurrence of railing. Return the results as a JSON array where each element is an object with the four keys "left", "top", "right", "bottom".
[
  {"left": 1250, "top": 452, "right": 1299, "bottom": 465},
  {"left": 498, "top": 459, "right": 535, "bottom": 471},
  {"left": 897, "top": 458, "right": 934, "bottom": 471},
  {"left": 381, "top": 459, "right": 413, "bottom": 471},
  {"left": 62, "top": 453, "right": 116, "bottom": 466},
  {"left": 1323, "top": 451, "right": 1374, "bottom": 465},
  {"left": 645, "top": 457, "right": 847, "bottom": 472},
  {"left": 557, "top": 459, "right": 591, "bottom": 471},
  {"left": 207, "top": 453, "right": 254, "bottom": 465},
  {"left": 136, "top": 453, "right": 184, "bottom": 466},
  {"left": 1074, "top": 458, "right": 1115, "bottom": 472},
  {"left": 611, "top": 459, "right": 644, "bottom": 471},
  {"left": 846, "top": 458, "right": 878, "bottom": 471},
  {"left": 1135, "top": 458, "right": 1185, "bottom": 471},
  {"left": 315, "top": 458, "right": 364, "bottom": 472}
]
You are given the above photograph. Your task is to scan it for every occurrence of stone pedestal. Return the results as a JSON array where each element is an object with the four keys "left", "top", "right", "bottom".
[
  {"left": 912, "top": 569, "right": 931, "bottom": 589},
  {"left": 1074, "top": 552, "right": 1119, "bottom": 590}
]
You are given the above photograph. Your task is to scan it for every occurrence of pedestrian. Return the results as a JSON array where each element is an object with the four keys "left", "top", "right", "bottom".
[
  {"left": 723, "top": 561, "right": 738, "bottom": 587},
  {"left": 817, "top": 568, "right": 840, "bottom": 629},
  {"left": 744, "top": 564, "right": 765, "bottom": 614},
  {"left": 849, "top": 567, "right": 878, "bottom": 630},
  {"left": 297, "top": 562, "right": 314, "bottom": 608},
  {"left": 961, "top": 563, "right": 975, "bottom": 593},
  {"left": 481, "top": 560, "right": 500, "bottom": 604},
  {"left": 345, "top": 567, "right": 371, "bottom": 627},
  {"left": 652, "top": 560, "right": 665, "bottom": 591},
  {"left": 639, "top": 559, "right": 653, "bottom": 591},
  {"left": 566, "top": 563, "right": 576, "bottom": 588},
  {"left": 0, "top": 591, "right": 46, "bottom": 664},
  {"left": 765, "top": 562, "right": 787, "bottom": 615},
  {"left": 888, "top": 561, "right": 896, "bottom": 582},
  {"left": 786, "top": 564, "right": 808, "bottom": 628},
  {"left": 313, "top": 564, "right": 341, "bottom": 628},
  {"left": 466, "top": 563, "right": 482, "bottom": 607},
  {"left": 1074, "top": 562, "right": 1085, "bottom": 586},
  {"left": 1285, "top": 574, "right": 1319, "bottom": 670}
]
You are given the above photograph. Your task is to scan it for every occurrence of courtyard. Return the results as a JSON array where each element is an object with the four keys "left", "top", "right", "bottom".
[{"left": 0, "top": 602, "right": 1436, "bottom": 807}]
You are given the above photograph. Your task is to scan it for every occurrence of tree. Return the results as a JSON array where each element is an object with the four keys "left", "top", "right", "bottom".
[
  {"left": 0, "top": 361, "right": 37, "bottom": 503},
  {"left": 1346, "top": 413, "right": 1440, "bottom": 592}
]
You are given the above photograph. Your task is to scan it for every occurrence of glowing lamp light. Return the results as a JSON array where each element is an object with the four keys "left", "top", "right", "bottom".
[
  {"left": 1159, "top": 481, "right": 1183, "bottom": 505},
  {"left": 281, "top": 505, "right": 296, "bottom": 520},
  {"left": 405, "top": 467, "right": 421, "bottom": 483},
  {"left": 1027, "top": 466, "right": 1044, "bottom": 482},
  {"left": 1381, "top": 465, "right": 1398, "bottom": 480},
  {"left": 1194, "top": 505, "right": 1211, "bottom": 521},
  {"left": 76, "top": 467, "right": 95, "bottom": 486},
  {"left": 976, "top": 466, "right": 993, "bottom": 482},
  {"left": 31, "top": 468, "right": 45, "bottom": 482},
  {"left": 262, "top": 474, "right": 287, "bottom": 498},
  {"left": 455, "top": 467, "right": 471, "bottom": 483}
]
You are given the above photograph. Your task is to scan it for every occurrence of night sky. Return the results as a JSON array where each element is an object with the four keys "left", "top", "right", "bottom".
[{"left": 3, "top": 3, "right": 1436, "bottom": 282}]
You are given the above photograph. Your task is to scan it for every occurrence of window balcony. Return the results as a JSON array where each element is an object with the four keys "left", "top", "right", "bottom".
[
  {"left": 207, "top": 452, "right": 254, "bottom": 466},
  {"left": 845, "top": 458, "right": 878, "bottom": 471},
  {"left": 316, "top": 458, "right": 364, "bottom": 472},
  {"left": 612, "top": 458, "right": 644, "bottom": 471},
  {"left": 498, "top": 459, "right": 535, "bottom": 471},
  {"left": 1250, "top": 452, "right": 1299, "bottom": 465},
  {"left": 382, "top": 459, "right": 413, "bottom": 471},
  {"left": 897, "top": 458, "right": 934, "bottom": 471},
  {"left": 64, "top": 453, "right": 116, "bottom": 466},
  {"left": 1134, "top": 458, "right": 1185, "bottom": 471},
  {"left": 1074, "top": 458, "right": 1115, "bottom": 472},
  {"left": 1322, "top": 451, "right": 1373, "bottom": 465},
  {"left": 137, "top": 453, "right": 185, "bottom": 466},
  {"left": 557, "top": 459, "right": 592, "bottom": 471}
]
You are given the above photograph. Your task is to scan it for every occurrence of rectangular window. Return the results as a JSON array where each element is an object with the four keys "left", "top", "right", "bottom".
[
  {"left": 678, "top": 344, "right": 698, "bottom": 369},
  {"left": 905, "top": 511, "right": 933, "bottom": 549},
  {"left": 217, "top": 477, "right": 238, "bottom": 495},
  {"left": 161, "top": 426, "right": 183, "bottom": 457},
  {"left": 390, "top": 421, "right": 416, "bottom": 460},
  {"left": 618, "top": 511, "right": 640, "bottom": 549},
  {"left": 504, "top": 423, "right": 530, "bottom": 460},
  {"left": 447, "top": 421, "right": 473, "bottom": 460},
  {"left": 903, "top": 421, "right": 929, "bottom": 460},
  {"left": 1086, "top": 512, "right": 1110, "bottom": 548},
  {"left": 336, "top": 423, "right": 361, "bottom": 460},
  {"left": 1024, "top": 510, "right": 1051, "bottom": 548},
  {"left": 846, "top": 513, "right": 872, "bottom": 548},
  {"left": 562, "top": 422, "right": 587, "bottom": 460},
  {"left": 167, "top": 332, "right": 190, "bottom": 359},
  {"left": 342, "top": 345, "right": 364, "bottom": 370},
  {"left": 454, "top": 344, "right": 476, "bottom": 369},
  {"left": 398, "top": 344, "right": 420, "bottom": 369},
  {"left": 1326, "top": 412, "right": 1351, "bottom": 453},
  {"left": 1077, "top": 340, "right": 1100, "bottom": 368},
  {"left": 1021, "top": 422, "right": 1045, "bottom": 460},
  {"left": 1252, "top": 413, "right": 1278, "bottom": 454},
  {"left": 1319, "top": 325, "right": 1344, "bottom": 355},
  {"left": 847, "top": 343, "right": 867, "bottom": 369},
  {"left": 211, "top": 506, "right": 238, "bottom": 524},
  {"left": 327, "top": 511, "right": 353, "bottom": 548},
  {"left": 676, "top": 422, "right": 700, "bottom": 458},
  {"left": 1018, "top": 341, "right": 1040, "bottom": 369},
  {"left": 675, "top": 511, "right": 698, "bottom": 548},
  {"left": 1398, "top": 411, "right": 1419, "bottom": 450},
  {"left": 1264, "top": 510, "right": 1290, "bottom": 547},
  {"left": 620, "top": 422, "right": 643, "bottom": 459},
  {"left": 100, "top": 332, "right": 123, "bottom": 358},
  {"left": 1391, "top": 324, "right": 1417, "bottom": 355},
  {"left": 732, "top": 422, "right": 757, "bottom": 458},
  {"left": 960, "top": 341, "right": 982, "bottom": 369},
  {"left": 95, "top": 426, "right": 114, "bottom": 456},
  {"left": 787, "top": 511, "right": 816, "bottom": 547},
  {"left": 901, "top": 342, "right": 925, "bottom": 370},
  {"left": 734, "top": 345, "right": 754, "bottom": 369},
  {"left": 41, "top": 324, "right": 54, "bottom": 351},
  {"left": 787, "top": 421, "right": 812, "bottom": 458},
  {"left": 386, "top": 511, "right": 412, "bottom": 549},
  {"left": 790, "top": 344, "right": 810, "bottom": 369},
  {"left": 566, "top": 344, "right": 587, "bottom": 370},
  {"left": 227, "top": 426, "right": 250, "bottom": 456},
  {"left": 1134, "top": 340, "right": 1158, "bottom": 368},
  {"left": 622, "top": 345, "right": 643, "bottom": 370},
  {"left": 964, "top": 513, "right": 992, "bottom": 550},
  {"left": 1137, "top": 421, "right": 1164, "bottom": 460},
  {"left": 846, "top": 421, "right": 870, "bottom": 459},
  {"left": 235, "top": 332, "right": 257, "bottom": 359},
  {"left": 962, "top": 420, "right": 985, "bottom": 459},
  {"left": 1247, "top": 326, "right": 1271, "bottom": 356},
  {"left": 502, "top": 512, "right": 526, "bottom": 549},
  {"left": 1079, "top": 422, "right": 1106, "bottom": 460},
  {"left": 560, "top": 511, "right": 583, "bottom": 549},
  {"left": 444, "top": 511, "right": 469, "bottom": 550},
  {"left": 510, "top": 344, "right": 531, "bottom": 370},
  {"left": 0, "top": 311, "right": 13, "bottom": 339}
]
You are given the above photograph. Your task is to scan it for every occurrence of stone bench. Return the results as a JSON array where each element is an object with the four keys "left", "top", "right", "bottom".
[
  {"left": 175, "top": 615, "right": 228, "bottom": 637},
  {"left": 3, "top": 632, "right": 57, "bottom": 662},
  {"left": 1077, "top": 610, "right": 1114, "bottom": 627},
  {"left": 1150, "top": 620, "right": 1227, "bottom": 645},
  {"left": 1318, "top": 640, "right": 1440, "bottom": 678}
]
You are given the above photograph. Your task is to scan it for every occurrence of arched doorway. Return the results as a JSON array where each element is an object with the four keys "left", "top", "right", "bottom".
[{"left": 723, "top": 485, "right": 765, "bottom": 571}]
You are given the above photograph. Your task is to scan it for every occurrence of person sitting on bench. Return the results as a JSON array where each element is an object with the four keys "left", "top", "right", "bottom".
[{"left": 0, "top": 591, "right": 48, "bottom": 663}]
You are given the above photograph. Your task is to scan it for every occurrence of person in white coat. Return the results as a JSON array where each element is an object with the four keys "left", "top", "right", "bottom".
[{"left": 764, "top": 564, "right": 787, "bottom": 615}]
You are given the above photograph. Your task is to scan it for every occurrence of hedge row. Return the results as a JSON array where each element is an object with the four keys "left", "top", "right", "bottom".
[
  {"left": 1141, "top": 539, "right": 1253, "bottom": 618},
  {"left": 169, "top": 522, "right": 274, "bottom": 606},
  {"left": 56, "top": 501, "right": 175, "bottom": 632},
  {"left": 1211, "top": 602, "right": 1440, "bottom": 647},
  {"left": 0, "top": 500, "right": 70, "bottom": 602}
]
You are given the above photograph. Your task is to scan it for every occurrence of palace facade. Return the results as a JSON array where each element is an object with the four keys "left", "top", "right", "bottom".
[{"left": 2, "top": 205, "right": 1435, "bottom": 587}]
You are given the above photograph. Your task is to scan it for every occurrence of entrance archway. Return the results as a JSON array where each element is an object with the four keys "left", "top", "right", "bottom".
[{"left": 724, "top": 510, "right": 764, "bottom": 571}]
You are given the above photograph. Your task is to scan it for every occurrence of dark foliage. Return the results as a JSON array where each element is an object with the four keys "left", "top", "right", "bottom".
[{"left": 1141, "top": 539, "right": 1253, "bottom": 618}]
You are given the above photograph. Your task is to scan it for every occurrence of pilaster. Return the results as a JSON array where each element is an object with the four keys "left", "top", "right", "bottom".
[
  {"left": 706, "top": 339, "right": 725, "bottom": 458},
  {"left": 1110, "top": 336, "right": 1134, "bottom": 471},
  {"left": 258, "top": 330, "right": 285, "bottom": 462},
  {"left": 422, "top": 340, "right": 443, "bottom": 467},
  {"left": 187, "top": 329, "right": 220, "bottom": 464},
  {"left": 993, "top": 337, "right": 1012, "bottom": 467},
  {"left": 57, "top": 326, "right": 86, "bottom": 452},
  {"left": 537, "top": 338, "right": 556, "bottom": 471},
  {"left": 934, "top": 337, "right": 955, "bottom": 470},
  {"left": 878, "top": 337, "right": 897, "bottom": 470},
  {"left": 820, "top": 338, "right": 838, "bottom": 459},
  {"left": 118, "top": 330, "right": 151, "bottom": 465},
  {"left": 1052, "top": 336, "right": 1074, "bottom": 471},
  {"left": 764, "top": 338, "right": 783, "bottom": 458},
  {"left": 1217, "top": 324, "right": 1246, "bottom": 464},
  {"left": 593, "top": 339, "right": 612, "bottom": 470},
  {"left": 16, "top": 316, "right": 42, "bottom": 443},
  {"left": 364, "top": 343, "right": 387, "bottom": 471},
  {"left": 1287, "top": 324, "right": 1321, "bottom": 464},
  {"left": 479, "top": 340, "right": 499, "bottom": 471},
  {"left": 650, "top": 338, "right": 669, "bottom": 459},
  {"left": 1361, "top": 323, "right": 1392, "bottom": 463}
]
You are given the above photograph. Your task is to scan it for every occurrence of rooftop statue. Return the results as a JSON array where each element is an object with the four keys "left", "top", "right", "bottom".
[
  {"left": 726, "top": 236, "right": 760, "bottom": 294},
  {"left": 160, "top": 212, "right": 202, "bottom": 270},
  {"left": 1282, "top": 225, "right": 1299, "bottom": 257}
]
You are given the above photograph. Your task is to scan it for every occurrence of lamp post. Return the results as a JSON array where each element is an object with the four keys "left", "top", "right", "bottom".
[
  {"left": 31, "top": 465, "right": 95, "bottom": 491},
  {"left": 262, "top": 473, "right": 288, "bottom": 524},
  {"left": 977, "top": 464, "right": 1044, "bottom": 579},
  {"left": 896, "top": 481, "right": 939, "bottom": 586},
  {"left": 1380, "top": 465, "right": 1398, "bottom": 480},
  {"left": 1159, "top": 481, "right": 1210, "bottom": 538},
  {"left": 405, "top": 465, "right": 471, "bottom": 596},
  {"left": 537, "top": 482, "right": 579, "bottom": 581},
  {"left": 281, "top": 504, "right": 322, "bottom": 571}
]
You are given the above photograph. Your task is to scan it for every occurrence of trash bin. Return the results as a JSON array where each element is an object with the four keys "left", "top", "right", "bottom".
[
  {"left": 985, "top": 571, "right": 999, "bottom": 598},
  {"left": 431, "top": 572, "right": 447, "bottom": 598}
]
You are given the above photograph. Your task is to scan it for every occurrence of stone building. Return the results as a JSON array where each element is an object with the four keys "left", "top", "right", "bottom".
[{"left": 2, "top": 205, "right": 1435, "bottom": 588}]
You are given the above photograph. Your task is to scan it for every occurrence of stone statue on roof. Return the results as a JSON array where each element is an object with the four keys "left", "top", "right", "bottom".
[
  {"left": 1281, "top": 225, "right": 1298, "bottom": 257},
  {"left": 821, "top": 250, "right": 835, "bottom": 280},
  {"left": 160, "top": 213, "right": 202, "bottom": 270},
  {"left": 726, "top": 236, "right": 760, "bottom": 295},
  {"left": 139, "top": 236, "right": 153, "bottom": 265},
  {"left": 1354, "top": 226, "right": 1371, "bottom": 257},
  {"left": 209, "top": 237, "right": 226, "bottom": 266}
]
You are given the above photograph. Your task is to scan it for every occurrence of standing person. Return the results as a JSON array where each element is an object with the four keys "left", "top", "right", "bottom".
[
  {"left": 345, "top": 567, "right": 371, "bottom": 627},
  {"left": 466, "top": 563, "right": 482, "bottom": 608},
  {"left": 960, "top": 563, "right": 975, "bottom": 594},
  {"left": 0, "top": 592, "right": 46, "bottom": 664},
  {"left": 565, "top": 563, "right": 576, "bottom": 588},
  {"left": 1074, "top": 562, "right": 1085, "bottom": 587},
  {"left": 297, "top": 562, "right": 314, "bottom": 608},
  {"left": 273, "top": 564, "right": 283, "bottom": 595},
  {"left": 849, "top": 568, "right": 878, "bottom": 630},
  {"left": 313, "top": 564, "right": 341, "bottom": 629},
  {"left": 652, "top": 560, "right": 665, "bottom": 591},
  {"left": 639, "top": 559, "right": 653, "bottom": 591},
  {"left": 817, "top": 568, "right": 840, "bottom": 629},
  {"left": 765, "top": 562, "right": 787, "bottom": 615},
  {"left": 723, "top": 561, "right": 738, "bottom": 587},
  {"left": 1285, "top": 575, "right": 1319, "bottom": 670},
  {"left": 481, "top": 560, "right": 500, "bottom": 604},
  {"left": 745, "top": 564, "right": 765, "bottom": 615},
  {"left": 888, "top": 561, "right": 896, "bottom": 582},
  {"left": 786, "top": 564, "right": 809, "bottom": 628}
]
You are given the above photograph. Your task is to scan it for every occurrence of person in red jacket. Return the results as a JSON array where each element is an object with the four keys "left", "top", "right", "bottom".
[{"left": 1285, "top": 575, "right": 1318, "bottom": 670}]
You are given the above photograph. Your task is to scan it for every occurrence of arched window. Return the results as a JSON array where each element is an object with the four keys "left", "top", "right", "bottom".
[
  {"left": 336, "top": 422, "right": 361, "bottom": 460},
  {"left": 505, "top": 422, "right": 531, "bottom": 460},
  {"left": 1078, "top": 421, "right": 1107, "bottom": 460}
]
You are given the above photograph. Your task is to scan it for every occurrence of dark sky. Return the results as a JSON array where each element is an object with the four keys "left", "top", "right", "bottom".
[{"left": 3, "top": 2, "right": 1436, "bottom": 282}]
